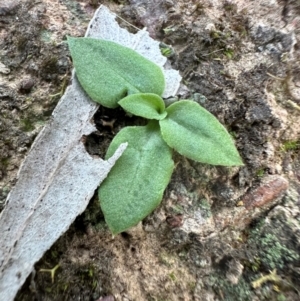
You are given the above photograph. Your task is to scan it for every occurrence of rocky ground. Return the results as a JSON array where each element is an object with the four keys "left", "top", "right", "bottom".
[{"left": 1, "top": 0, "right": 300, "bottom": 300}]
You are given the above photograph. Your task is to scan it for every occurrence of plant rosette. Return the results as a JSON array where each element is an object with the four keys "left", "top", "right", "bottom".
[{"left": 68, "top": 36, "right": 243, "bottom": 234}]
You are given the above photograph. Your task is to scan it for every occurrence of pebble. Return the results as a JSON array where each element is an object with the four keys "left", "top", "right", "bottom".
[
  {"left": 19, "top": 78, "right": 34, "bottom": 93},
  {"left": 243, "top": 176, "right": 289, "bottom": 210}
]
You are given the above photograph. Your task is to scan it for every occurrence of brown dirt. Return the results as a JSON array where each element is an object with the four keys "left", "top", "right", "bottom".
[{"left": 1, "top": 0, "right": 300, "bottom": 300}]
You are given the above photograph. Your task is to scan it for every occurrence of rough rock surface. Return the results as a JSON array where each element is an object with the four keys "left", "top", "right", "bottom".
[{"left": 0, "top": 0, "right": 300, "bottom": 300}]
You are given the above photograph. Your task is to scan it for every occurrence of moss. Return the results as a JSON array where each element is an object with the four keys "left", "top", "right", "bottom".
[
  {"left": 210, "top": 274, "right": 252, "bottom": 301},
  {"left": 168, "top": 272, "right": 176, "bottom": 281},
  {"left": 188, "top": 281, "right": 196, "bottom": 292},
  {"left": 277, "top": 293, "right": 286, "bottom": 301},
  {"left": 256, "top": 168, "right": 265, "bottom": 178},
  {"left": 1, "top": 158, "right": 10, "bottom": 168},
  {"left": 41, "top": 56, "right": 58, "bottom": 74},
  {"left": 159, "top": 252, "right": 175, "bottom": 268},
  {"left": 223, "top": 1, "right": 237, "bottom": 12},
  {"left": 248, "top": 220, "right": 299, "bottom": 270},
  {"left": 250, "top": 256, "right": 261, "bottom": 272},
  {"left": 170, "top": 204, "right": 184, "bottom": 214},
  {"left": 281, "top": 140, "right": 299, "bottom": 151},
  {"left": 198, "top": 199, "right": 212, "bottom": 218},
  {"left": 259, "top": 233, "right": 299, "bottom": 269},
  {"left": 160, "top": 43, "right": 174, "bottom": 57},
  {"left": 40, "top": 30, "right": 53, "bottom": 43},
  {"left": 224, "top": 48, "right": 234, "bottom": 59},
  {"left": 78, "top": 264, "right": 96, "bottom": 281},
  {"left": 20, "top": 118, "right": 35, "bottom": 132},
  {"left": 1, "top": 186, "right": 10, "bottom": 195}
]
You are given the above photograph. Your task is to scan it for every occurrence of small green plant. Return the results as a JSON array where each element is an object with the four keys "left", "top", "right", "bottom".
[
  {"left": 249, "top": 221, "right": 299, "bottom": 270},
  {"left": 281, "top": 140, "right": 299, "bottom": 152},
  {"left": 160, "top": 43, "right": 173, "bottom": 57},
  {"left": 68, "top": 37, "right": 243, "bottom": 234}
]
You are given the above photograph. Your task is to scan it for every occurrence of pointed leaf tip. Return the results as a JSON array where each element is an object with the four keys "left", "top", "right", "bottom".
[
  {"left": 159, "top": 100, "right": 243, "bottom": 166},
  {"left": 99, "top": 122, "right": 174, "bottom": 234},
  {"left": 68, "top": 37, "right": 165, "bottom": 108}
]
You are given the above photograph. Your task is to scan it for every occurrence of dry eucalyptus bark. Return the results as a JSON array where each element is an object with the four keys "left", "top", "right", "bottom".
[{"left": 0, "top": 5, "right": 181, "bottom": 300}]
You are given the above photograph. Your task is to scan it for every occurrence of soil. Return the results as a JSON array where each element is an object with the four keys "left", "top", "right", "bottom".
[{"left": 1, "top": 0, "right": 300, "bottom": 300}]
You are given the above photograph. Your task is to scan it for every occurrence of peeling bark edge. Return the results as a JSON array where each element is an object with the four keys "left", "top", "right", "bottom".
[{"left": 0, "top": 5, "right": 181, "bottom": 301}]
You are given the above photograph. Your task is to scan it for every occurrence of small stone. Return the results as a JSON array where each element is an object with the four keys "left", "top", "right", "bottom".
[
  {"left": 19, "top": 78, "right": 34, "bottom": 93},
  {"left": 226, "top": 259, "right": 244, "bottom": 285},
  {"left": 243, "top": 176, "right": 289, "bottom": 210},
  {"left": 166, "top": 214, "right": 183, "bottom": 228}
]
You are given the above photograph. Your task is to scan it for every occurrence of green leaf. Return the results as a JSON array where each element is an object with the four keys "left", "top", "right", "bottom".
[
  {"left": 118, "top": 93, "right": 167, "bottom": 120},
  {"left": 159, "top": 100, "right": 243, "bottom": 166},
  {"left": 99, "top": 122, "right": 174, "bottom": 234},
  {"left": 67, "top": 37, "right": 165, "bottom": 108}
]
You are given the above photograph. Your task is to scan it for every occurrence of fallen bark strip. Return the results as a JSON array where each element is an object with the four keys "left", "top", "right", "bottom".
[{"left": 0, "top": 5, "right": 181, "bottom": 300}]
